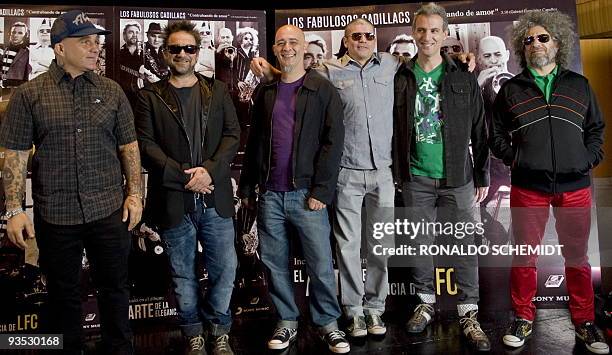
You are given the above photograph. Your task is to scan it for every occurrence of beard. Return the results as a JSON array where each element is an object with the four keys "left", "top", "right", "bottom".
[{"left": 527, "top": 46, "right": 558, "bottom": 68}]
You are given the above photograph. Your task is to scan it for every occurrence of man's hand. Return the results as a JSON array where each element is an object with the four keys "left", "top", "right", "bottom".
[
  {"left": 454, "top": 52, "right": 477, "bottom": 72},
  {"left": 307, "top": 197, "right": 326, "bottom": 211},
  {"left": 122, "top": 195, "right": 143, "bottom": 231},
  {"left": 6, "top": 213, "right": 34, "bottom": 249},
  {"left": 184, "top": 167, "right": 214, "bottom": 194},
  {"left": 241, "top": 197, "right": 257, "bottom": 211},
  {"left": 477, "top": 67, "right": 499, "bottom": 87},
  {"left": 250, "top": 57, "right": 277, "bottom": 81},
  {"left": 475, "top": 186, "right": 489, "bottom": 204}
]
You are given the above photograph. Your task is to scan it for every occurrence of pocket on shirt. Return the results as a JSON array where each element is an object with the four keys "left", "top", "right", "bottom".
[{"left": 450, "top": 83, "right": 469, "bottom": 107}]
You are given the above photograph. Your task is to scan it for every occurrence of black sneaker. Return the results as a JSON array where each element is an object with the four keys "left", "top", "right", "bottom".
[
  {"left": 211, "top": 334, "right": 234, "bottom": 355},
  {"left": 460, "top": 310, "right": 491, "bottom": 351},
  {"left": 267, "top": 327, "right": 297, "bottom": 350},
  {"left": 575, "top": 321, "right": 610, "bottom": 354},
  {"left": 185, "top": 334, "right": 206, "bottom": 355},
  {"left": 502, "top": 318, "right": 532, "bottom": 348},
  {"left": 406, "top": 303, "right": 434, "bottom": 333},
  {"left": 322, "top": 330, "right": 350, "bottom": 354}
]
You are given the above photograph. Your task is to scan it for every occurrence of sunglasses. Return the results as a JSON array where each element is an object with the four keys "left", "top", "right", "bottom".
[
  {"left": 348, "top": 32, "right": 375, "bottom": 41},
  {"left": 165, "top": 44, "right": 198, "bottom": 54},
  {"left": 39, "top": 29, "right": 51, "bottom": 34},
  {"left": 441, "top": 45, "right": 462, "bottom": 53},
  {"left": 523, "top": 34, "right": 552, "bottom": 46},
  {"left": 392, "top": 52, "right": 412, "bottom": 58},
  {"left": 200, "top": 31, "right": 211, "bottom": 36}
]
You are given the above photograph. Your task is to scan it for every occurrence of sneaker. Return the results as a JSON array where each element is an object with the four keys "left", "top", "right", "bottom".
[
  {"left": 406, "top": 303, "right": 434, "bottom": 333},
  {"left": 185, "top": 334, "right": 206, "bottom": 355},
  {"left": 346, "top": 315, "right": 367, "bottom": 337},
  {"left": 502, "top": 318, "right": 532, "bottom": 347},
  {"left": 267, "top": 327, "right": 297, "bottom": 350},
  {"left": 575, "top": 321, "right": 610, "bottom": 354},
  {"left": 211, "top": 334, "right": 234, "bottom": 355},
  {"left": 365, "top": 314, "right": 387, "bottom": 335},
  {"left": 321, "top": 330, "right": 350, "bottom": 354},
  {"left": 460, "top": 310, "right": 491, "bottom": 352}
]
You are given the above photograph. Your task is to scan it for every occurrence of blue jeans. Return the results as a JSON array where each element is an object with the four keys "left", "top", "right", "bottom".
[
  {"left": 258, "top": 189, "right": 341, "bottom": 334},
  {"left": 160, "top": 199, "right": 237, "bottom": 337}
]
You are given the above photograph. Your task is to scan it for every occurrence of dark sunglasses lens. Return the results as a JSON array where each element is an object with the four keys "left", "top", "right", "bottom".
[
  {"left": 167, "top": 45, "right": 197, "bottom": 54},
  {"left": 523, "top": 36, "right": 534, "bottom": 45},
  {"left": 537, "top": 34, "right": 550, "bottom": 43}
]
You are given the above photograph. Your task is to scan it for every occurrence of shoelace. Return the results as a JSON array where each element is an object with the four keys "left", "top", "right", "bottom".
[
  {"left": 189, "top": 335, "right": 205, "bottom": 350},
  {"left": 327, "top": 330, "right": 347, "bottom": 342},
  {"left": 214, "top": 334, "right": 230, "bottom": 352},
  {"left": 413, "top": 304, "right": 434, "bottom": 323},
  {"left": 273, "top": 327, "right": 293, "bottom": 339},
  {"left": 510, "top": 319, "right": 529, "bottom": 336},
  {"left": 582, "top": 322, "right": 603, "bottom": 342},
  {"left": 460, "top": 316, "right": 486, "bottom": 339}
]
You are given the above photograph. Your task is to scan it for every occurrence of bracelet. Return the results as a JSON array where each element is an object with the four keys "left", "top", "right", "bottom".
[
  {"left": 4, "top": 208, "right": 25, "bottom": 219},
  {"left": 127, "top": 193, "right": 143, "bottom": 199}
]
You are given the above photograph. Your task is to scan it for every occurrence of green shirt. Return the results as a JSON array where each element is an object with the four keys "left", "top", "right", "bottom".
[
  {"left": 410, "top": 61, "right": 446, "bottom": 179},
  {"left": 528, "top": 65, "right": 558, "bottom": 102}
]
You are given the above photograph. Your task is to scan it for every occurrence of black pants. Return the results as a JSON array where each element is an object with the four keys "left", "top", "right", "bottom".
[{"left": 36, "top": 209, "right": 133, "bottom": 355}]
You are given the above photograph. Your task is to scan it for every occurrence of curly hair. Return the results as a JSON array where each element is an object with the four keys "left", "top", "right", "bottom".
[
  {"left": 162, "top": 21, "right": 201, "bottom": 49},
  {"left": 510, "top": 10, "right": 575, "bottom": 69},
  {"left": 236, "top": 27, "right": 259, "bottom": 50}
]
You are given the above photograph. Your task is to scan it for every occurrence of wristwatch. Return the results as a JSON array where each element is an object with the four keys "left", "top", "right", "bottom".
[{"left": 4, "top": 208, "right": 25, "bottom": 219}]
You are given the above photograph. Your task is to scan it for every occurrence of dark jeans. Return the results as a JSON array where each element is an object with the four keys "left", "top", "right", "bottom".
[
  {"left": 401, "top": 175, "right": 480, "bottom": 305},
  {"left": 36, "top": 208, "right": 132, "bottom": 355}
]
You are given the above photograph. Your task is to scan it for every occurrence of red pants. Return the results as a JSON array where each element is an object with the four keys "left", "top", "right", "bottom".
[{"left": 510, "top": 185, "right": 594, "bottom": 326}]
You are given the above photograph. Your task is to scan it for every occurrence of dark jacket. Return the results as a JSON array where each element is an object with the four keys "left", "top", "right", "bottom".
[
  {"left": 238, "top": 70, "right": 345, "bottom": 205},
  {"left": 489, "top": 67, "right": 604, "bottom": 193},
  {"left": 135, "top": 73, "right": 240, "bottom": 229},
  {"left": 393, "top": 55, "right": 490, "bottom": 188}
]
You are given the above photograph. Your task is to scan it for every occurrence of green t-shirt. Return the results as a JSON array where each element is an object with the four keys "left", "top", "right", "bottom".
[
  {"left": 528, "top": 65, "right": 558, "bottom": 102},
  {"left": 410, "top": 61, "right": 446, "bottom": 178}
]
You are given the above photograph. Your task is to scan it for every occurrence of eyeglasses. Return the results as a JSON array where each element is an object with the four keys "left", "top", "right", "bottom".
[
  {"left": 200, "top": 31, "right": 211, "bottom": 36},
  {"left": 523, "top": 34, "right": 552, "bottom": 46},
  {"left": 348, "top": 32, "right": 375, "bottom": 41},
  {"left": 441, "top": 45, "right": 462, "bottom": 53},
  {"left": 39, "top": 29, "right": 51, "bottom": 34},
  {"left": 165, "top": 44, "right": 198, "bottom": 54},
  {"left": 392, "top": 52, "right": 412, "bottom": 58}
]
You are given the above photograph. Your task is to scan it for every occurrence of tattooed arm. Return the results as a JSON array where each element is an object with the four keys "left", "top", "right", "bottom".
[
  {"left": 118, "top": 141, "right": 143, "bottom": 231},
  {"left": 2, "top": 149, "right": 34, "bottom": 249}
]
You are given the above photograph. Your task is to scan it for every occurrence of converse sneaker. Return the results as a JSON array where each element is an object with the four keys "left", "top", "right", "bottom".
[
  {"left": 185, "top": 334, "right": 206, "bottom": 355},
  {"left": 502, "top": 318, "right": 532, "bottom": 347},
  {"left": 211, "top": 334, "right": 234, "bottom": 355},
  {"left": 346, "top": 315, "right": 367, "bottom": 337},
  {"left": 406, "top": 303, "right": 434, "bottom": 333},
  {"left": 321, "top": 330, "right": 350, "bottom": 354},
  {"left": 459, "top": 310, "right": 491, "bottom": 352},
  {"left": 365, "top": 314, "right": 387, "bottom": 335},
  {"left": 267, "top": 327, "right": 297, "bottom": 350},
  {"left": 575, "top": 321, "right": 610, "bottom": 354}
]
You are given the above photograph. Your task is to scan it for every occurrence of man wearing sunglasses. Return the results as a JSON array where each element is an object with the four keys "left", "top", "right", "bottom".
[
  {"left": 388, "top": 34, "right": 418, "bottom": 59},
  {"left": 393, "top": 3, "right": 490, "bottom": 351},
  {"left": 490, "top": 11, "right": 607, "bottom": 354},
  {"left": 195, "top": 22, "right": 215, "bottom": 78},
  {"left": 134, "top": 20, "right": 240, "bottom": 355}
]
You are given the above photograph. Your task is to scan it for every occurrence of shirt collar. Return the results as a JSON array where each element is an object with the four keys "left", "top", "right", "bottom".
[
  {"left": 527, "top": 65, "right": 558, "bottom": 80},
  {"left": 48, "top": 60, "right": 98, "bottom": 86},
  {"left": 340, "top": 52, "right": 381, "bottom": 67}
]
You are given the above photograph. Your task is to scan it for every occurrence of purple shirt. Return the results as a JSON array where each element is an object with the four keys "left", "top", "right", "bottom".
[{"left": 266, "top": 75, "right": 305, "bottom": 191}]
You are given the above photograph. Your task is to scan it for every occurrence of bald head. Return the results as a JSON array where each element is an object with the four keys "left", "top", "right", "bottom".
[
  {"left": 478, "top": 35, "right": 509, "bottom": 70},
  {"left": 274, "top": 25, "right": 306, "bottom": 76}
]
